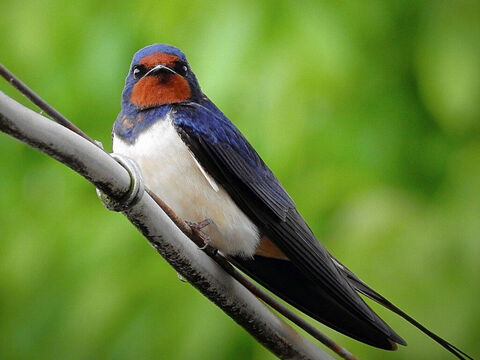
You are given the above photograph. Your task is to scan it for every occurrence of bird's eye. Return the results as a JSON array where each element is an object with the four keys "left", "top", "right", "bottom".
[
  {"left": 174, "top": 62, "right": 188, "bottom": 77},
  {"left": 132, "top": 65, "right": 147, "bottom": 80}
]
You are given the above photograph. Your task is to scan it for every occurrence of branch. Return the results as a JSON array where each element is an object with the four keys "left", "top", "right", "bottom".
[{"left": 0, "top": 90, "right": 340, "bottom": 360}]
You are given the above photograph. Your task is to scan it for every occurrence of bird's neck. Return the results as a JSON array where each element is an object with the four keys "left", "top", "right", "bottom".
[{"left": 113, "top": 104, "right": 172, "bottom": 144}]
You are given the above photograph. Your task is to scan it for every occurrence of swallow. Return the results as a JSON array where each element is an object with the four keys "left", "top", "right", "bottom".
[{"left": 112, "top": 44, "right": 472, "bottom": 359}]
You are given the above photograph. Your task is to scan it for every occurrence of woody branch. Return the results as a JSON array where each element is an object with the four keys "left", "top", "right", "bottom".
[{"left": 0, "top": 90, "right": 337, "bottom": 360}]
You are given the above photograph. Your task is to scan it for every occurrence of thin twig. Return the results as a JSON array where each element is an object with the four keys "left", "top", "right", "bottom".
[
  {"left": 0, "top": 63, "right": 96, "bottom": 145},
  {"left": 0, "top": 63, "right": 358, "bottom": 360}
]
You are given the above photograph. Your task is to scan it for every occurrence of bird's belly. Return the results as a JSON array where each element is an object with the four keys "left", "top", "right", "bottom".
[{"left": 112, "top": 117, "right": 260, "bottom": 257}]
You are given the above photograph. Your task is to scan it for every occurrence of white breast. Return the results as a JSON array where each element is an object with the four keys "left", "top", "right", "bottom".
[{"left": 113, "top": 114, "right": 260, "bottom": 257}]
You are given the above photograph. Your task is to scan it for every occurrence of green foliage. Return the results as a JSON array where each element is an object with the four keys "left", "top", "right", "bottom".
[{"left": 0, "top": 1, "right": 479, "bottom": 359}]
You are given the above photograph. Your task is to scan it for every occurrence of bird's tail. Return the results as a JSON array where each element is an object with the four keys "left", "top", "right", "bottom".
[
  {"left": 330, "top": 255, "right": 474, "bottom": 360},
  {"left": 230, "top": 255, "right": 405, "bottom": 350}
]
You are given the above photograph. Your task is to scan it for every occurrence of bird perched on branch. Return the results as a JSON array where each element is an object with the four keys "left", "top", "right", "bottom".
[{"left": 113, "top": 43, "right": 472, "bottom": 359}]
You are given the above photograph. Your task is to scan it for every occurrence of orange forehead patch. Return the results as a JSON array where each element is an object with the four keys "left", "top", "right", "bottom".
[
  {"left": 139, "top": 52, "right": 179, "bottom": 68},
  {"left": 130, "top": 73, "right": 191, "bottom": 107}
]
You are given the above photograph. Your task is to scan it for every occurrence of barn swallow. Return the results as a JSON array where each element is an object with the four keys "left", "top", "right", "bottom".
[{"left": 112, "top": 44, "right": 472, "bottom": 359}]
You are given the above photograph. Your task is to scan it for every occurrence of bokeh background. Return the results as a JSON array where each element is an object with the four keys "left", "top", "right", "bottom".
[{"left": 1, "top": 1, "right": 479, "bottom": 359}]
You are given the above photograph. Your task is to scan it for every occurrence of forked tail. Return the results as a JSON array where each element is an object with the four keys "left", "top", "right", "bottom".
[{"left": 330, "top": 255, "right": 474, "bottom": 360}]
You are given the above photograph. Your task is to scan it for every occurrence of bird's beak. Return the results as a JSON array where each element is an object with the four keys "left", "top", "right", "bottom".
[{"left": 143, "top": 64, "right": 177, "bottom": 78}]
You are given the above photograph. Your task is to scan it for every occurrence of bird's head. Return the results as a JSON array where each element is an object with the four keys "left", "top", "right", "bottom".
[{"left": 121, "top": 44, "right": 201, "bottom": 111}]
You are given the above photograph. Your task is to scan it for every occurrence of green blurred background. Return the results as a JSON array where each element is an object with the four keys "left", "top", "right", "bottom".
[{"left": 1, "top": 1, "right": 479, "bottom": 359}]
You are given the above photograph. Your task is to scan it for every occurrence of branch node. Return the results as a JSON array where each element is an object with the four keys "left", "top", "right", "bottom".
[{"left": 96, "top": 153, "right": 145, "bottom": 211}]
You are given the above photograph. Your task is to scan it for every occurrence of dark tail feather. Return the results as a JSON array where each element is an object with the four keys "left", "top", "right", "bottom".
[
  {"left": 230, "top": 255, "right": 405, "bottom": 350},
  {"left": 331, "top": 256, "right": 474, "bottom": 360}
]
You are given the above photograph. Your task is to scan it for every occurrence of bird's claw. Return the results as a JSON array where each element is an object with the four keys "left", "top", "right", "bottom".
[
  {"left": 186, "top": 218, "right": 214, "bottom": 250},
  {"left": 197, "top": 242, "right": 209, "bottom": 250},
  {"left": 185, "top": 218, "right": 213, "bottom": 230}
]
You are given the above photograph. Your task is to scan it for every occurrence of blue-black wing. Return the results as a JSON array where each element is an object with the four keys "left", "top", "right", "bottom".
[{"left": 172, "top": 99, "right": 404, "bottom": 349}]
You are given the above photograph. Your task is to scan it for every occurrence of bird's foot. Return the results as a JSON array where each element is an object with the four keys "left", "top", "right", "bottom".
[{"left": 185, "top": 218, "right": 214, "bottom": 250}]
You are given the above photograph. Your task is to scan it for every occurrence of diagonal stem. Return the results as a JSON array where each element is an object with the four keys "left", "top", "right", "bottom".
[{"left": 0, "top": 63, "right": 96, "bottom": 145}]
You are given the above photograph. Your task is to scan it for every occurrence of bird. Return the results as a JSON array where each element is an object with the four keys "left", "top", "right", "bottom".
[{"left": 112, "top": 43, "right": 472, "bottom": 359}]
